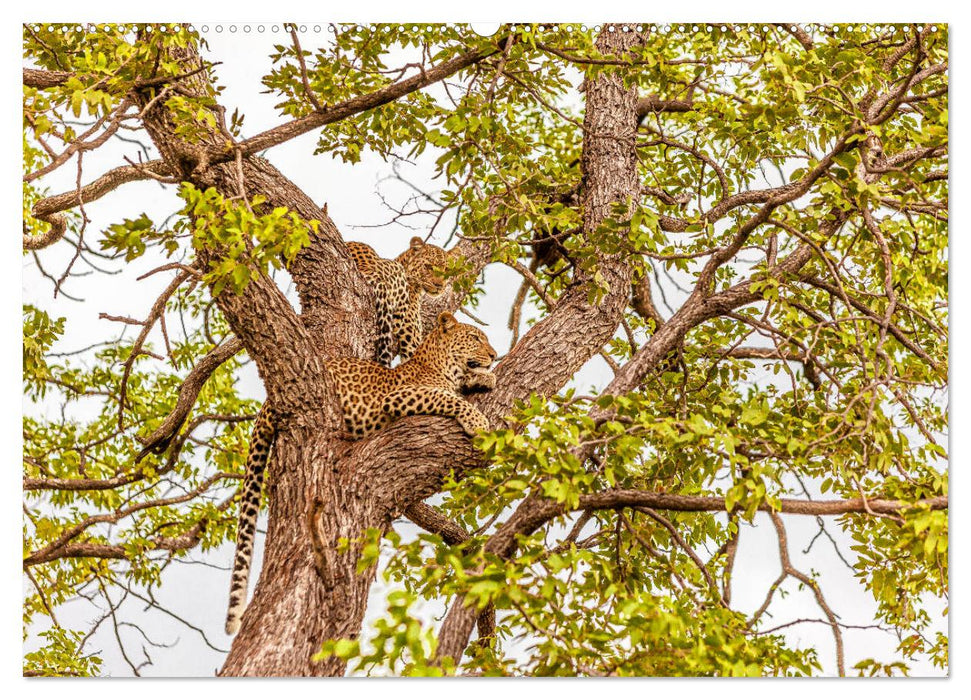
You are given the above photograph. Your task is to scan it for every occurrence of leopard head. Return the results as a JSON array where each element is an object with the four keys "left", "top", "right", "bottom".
[
  {"left": 423, "top": 312, "right": 497, "bottom": 383},
  {"left": 397, "top": 236, "right": 449, "bottom": 295}
]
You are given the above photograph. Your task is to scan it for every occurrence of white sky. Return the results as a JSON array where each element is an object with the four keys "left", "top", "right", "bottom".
[{"left": 8, "top": 1, "right": 967, "bottom": 695}]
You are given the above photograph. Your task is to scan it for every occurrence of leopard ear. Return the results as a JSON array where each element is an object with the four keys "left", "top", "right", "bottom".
[
  {"left": 437, "top": 312, "right": 458, "bottom": 333},
  {"left": 409, "top": 236, "right": 424, "bottom": 249}
]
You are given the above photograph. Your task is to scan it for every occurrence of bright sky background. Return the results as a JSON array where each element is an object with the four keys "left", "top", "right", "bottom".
[{"left": 8, "top": 1, "right": 966, "bottom": 696}]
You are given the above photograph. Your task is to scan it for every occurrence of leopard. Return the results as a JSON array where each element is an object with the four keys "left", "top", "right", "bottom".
[
  {"left": 224, "top": 312, "right": 497, "bottom": 635},
  {"left": 327, "top": 311, "right": 497, "bottom": 438},
  {"left": 347, "top": 236, "right": 450, "bottom": 367}
]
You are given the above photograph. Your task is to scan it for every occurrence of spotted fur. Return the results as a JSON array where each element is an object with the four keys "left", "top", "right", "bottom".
[
  {"left": 327, "top": 312, "right": 497, "bottom": 438},
  {"left": 224, "top": 406, "right": 276, "bottom": 635},
  {"left": 347, "top": 237, "right": 449, "bottom": 366},
  {"left": 224, "top": 313, "right": 496, "bottom": 636}
]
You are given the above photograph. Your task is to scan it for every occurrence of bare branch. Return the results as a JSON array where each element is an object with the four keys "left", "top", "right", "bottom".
[
  {"left": 288, "top": 25, "right": 323, "bottom": 111},
  {"left": 116, "top": 270, "right": 196, "bottom": 430},
  {"left": 136, "top": 336, "right": 245, "bottom": 459},
  {"left": 23, "top": 67, "right": 72, "bottom": 89},
  {"left": 26, "top": 160, "right": 173, "bottom": 251},
  {"left": 768, "top": 513, "right": 845, "bottom": 676}
]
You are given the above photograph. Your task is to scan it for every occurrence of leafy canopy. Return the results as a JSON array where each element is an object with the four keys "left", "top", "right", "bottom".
[{"left": 23, "top": 23, "right": 947, "bottom": 677}]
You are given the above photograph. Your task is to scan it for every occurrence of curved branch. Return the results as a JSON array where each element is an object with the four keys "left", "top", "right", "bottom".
[
  {"left": 26, "top": 160, "right": 172, "bottom": 251},
  {"left": 768, "top": 513, "right": 845, "bottom": 676},
  {"left": 433, "top": 486, "right": 947, "bottom": 664},
  {"left": 32, "top": 160, "right": 171, "bottom": 220},
  {"left": 115, "top": 270, "right": 196, "bottom": 430},
  {"left": 136, "top": 336, "right": 245, "bottom": 460},
  {"left": 25, "top": 98, "right": 136, "bottom": 184},
  {"left": 238, "top": 41, "right": 504, "bottom": 156}
]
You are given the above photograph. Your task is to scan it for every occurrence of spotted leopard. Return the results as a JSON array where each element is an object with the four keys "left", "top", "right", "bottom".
[
  {"left": 224, "top": 312, "right": 497, "bottom": 635},
  {"left": 328, "top": 311, "right": 497, "bottom": 439},
  {"left": 347, "top": 236, "right": 450, "bottom": 367}
]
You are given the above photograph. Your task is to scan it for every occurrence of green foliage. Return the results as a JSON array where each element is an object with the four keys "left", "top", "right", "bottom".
[
  {"left": 24, "top": 22, "right": 947, "bottom": 677},
  {"left": 101, "top": 213, "right": 167, "bottom": 261},
  {"left": 23, "top": 628, "right": 103, "bottom": 677},
  {"left": 313, "top": 23, "right": 946, "bottom": 678},
  {"left": 23, "top": 305, "right": 64, "bottom": 397},
  {"left": 316, "top": 589, "right": 455, "bottom": 677},
  {"left": 180, "top": 183, "right": 316, "bottom": 295},
  {"left": 23, "top": 280, "right": 257, "bottom": 670}
]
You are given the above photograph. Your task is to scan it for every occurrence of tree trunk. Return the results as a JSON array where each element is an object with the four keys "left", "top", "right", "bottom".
[
  {"left": 130, "top": 39, "right": 386, "bottom": 676},
  {"left": 434, "top": 23, "right": 645, "bottom": 664},
  {"left": 132, "top": 27, "right": 647, "bottom": 675},
  {"left": 221, "top": 427, "right": 366, "bottom": 676}
]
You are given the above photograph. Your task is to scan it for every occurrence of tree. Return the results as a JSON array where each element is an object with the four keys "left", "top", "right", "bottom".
[{"left": 23, "top": 22, "right": 948, "bottom": 677}]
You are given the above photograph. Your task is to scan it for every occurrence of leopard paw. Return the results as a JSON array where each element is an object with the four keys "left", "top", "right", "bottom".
[{"left": 458, "top": 407, "right": 490, "bottom": 436}]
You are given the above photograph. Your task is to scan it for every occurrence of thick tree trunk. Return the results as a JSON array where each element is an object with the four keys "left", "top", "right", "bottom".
[
  {"left": 130, "top": 39, "right": 385, "bottom": 676},
  {"left": 221, "top": 427, "right": 366, "bottom": 676},
  {"left": 133, "top": 28, "right": 646, "bottom": 675},
  {"left": 25, "top": 24, "right": 948, "bottom": 678}
]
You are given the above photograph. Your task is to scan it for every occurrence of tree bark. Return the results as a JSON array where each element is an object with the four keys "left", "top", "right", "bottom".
[
  {"left": 126, "top": 38, "right": 375, "bottom": 676},
  {"left": 23, "top": 23, "right": 949, "bottom": 678},
  {"left": 435, "top": 22, "right": 646, "bottom": 664},
  {"left": 23, "top": 20, "right": 951, "bottom": 676},
  {"left": 123, "top": 26, "right": 863, "bottom": 675},
  {"left": 190, "top": 22, "right": 645, "bottom": 672}
]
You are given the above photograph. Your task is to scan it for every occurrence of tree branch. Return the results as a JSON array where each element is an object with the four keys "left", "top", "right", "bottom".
[
  {"left": 23, "top": 67, "right": 72, "bottom": 89},
  {"left": 635, "top": 94, "right": 694, "bottom": 118},
  {"left": 434, "top": 22, "right": 646, "bottom": 664},
  {"left": 775, "top": 24, "right": 814, "bottom": 51},
  {"left": 433, "top": 486, "right": 945, "bottom": 665},
  {"left": 135, "top": 336, "right": 245, "bottom": 459},
  {"left": 23, "top": 472, "right": 236, "bottom": 567},
  {"left": 237, "top": 42, "right": 503, "bottom": 156},
  {"left": 25, "top": 160, "right": 173, "bottom": 250}
]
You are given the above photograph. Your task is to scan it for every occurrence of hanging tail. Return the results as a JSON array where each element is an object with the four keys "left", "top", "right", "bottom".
[{"left": 225, "top": 406, "right": 276, "bottom": 635}]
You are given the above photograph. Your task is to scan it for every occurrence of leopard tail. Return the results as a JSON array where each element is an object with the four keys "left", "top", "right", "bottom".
[{"left": 225, "top": 406, "right": 276, "bottom": 635}]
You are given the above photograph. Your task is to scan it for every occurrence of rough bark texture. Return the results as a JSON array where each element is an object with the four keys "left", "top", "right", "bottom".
[
  {"left": 22, "top": 20, "right": 951, "bottom": 676},
  {"left": 24, "top": 22, "right": 949, "bottom": 678},
  {"left": 434, "top": 23, "right": 646, "bottom": 664},
  {"left": 128, "top": 39, "right": 378, "bottom": 676},
  {"left": 164, "top": 23, "right": 646, "bottom": 673}
]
